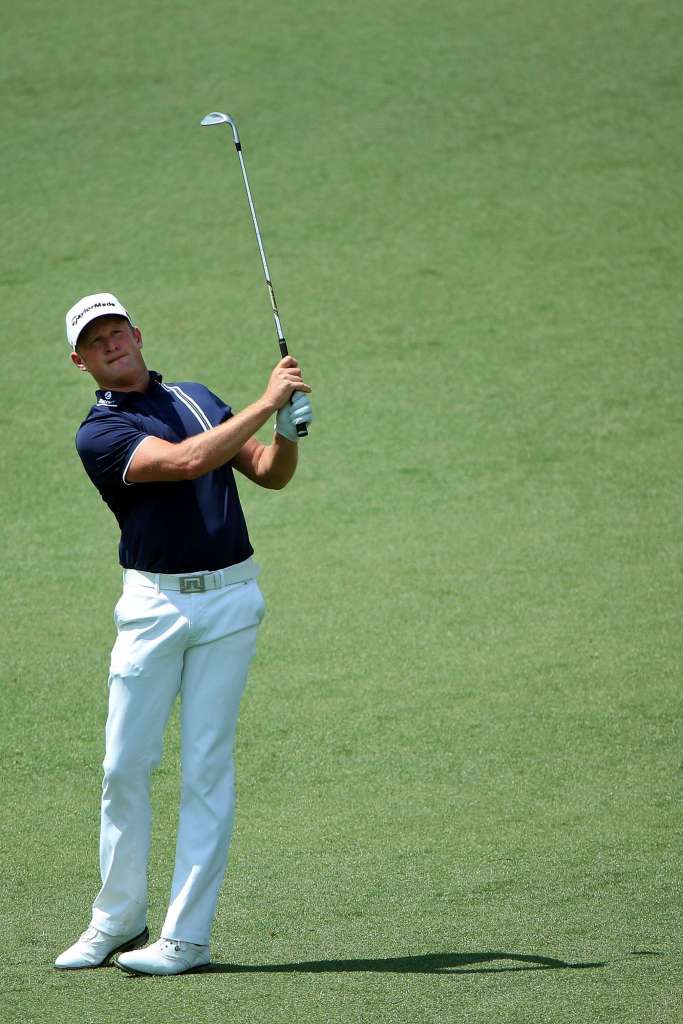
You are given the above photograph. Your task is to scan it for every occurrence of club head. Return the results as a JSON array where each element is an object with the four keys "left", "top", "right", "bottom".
[{"left": 200, "top": 111, "right": 240, "bottom": 145}]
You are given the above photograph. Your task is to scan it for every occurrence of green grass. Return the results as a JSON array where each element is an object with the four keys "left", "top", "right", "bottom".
[{"left": 1, "top": 0, "right": 681, "bottom": 1021}]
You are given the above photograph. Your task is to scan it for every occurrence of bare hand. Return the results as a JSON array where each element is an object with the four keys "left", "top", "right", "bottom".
[{"left": 263, "top": 356, "right": 312, "bottom": 411}]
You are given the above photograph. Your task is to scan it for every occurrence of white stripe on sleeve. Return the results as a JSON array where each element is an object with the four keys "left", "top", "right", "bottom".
[{"left": 122, "top": 435, "right": 155, "bottom": 486}]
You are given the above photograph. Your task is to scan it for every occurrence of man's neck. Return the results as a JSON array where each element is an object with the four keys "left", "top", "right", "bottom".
[{"left": 97, "top": 368, "right": 151, "bottom": 394}]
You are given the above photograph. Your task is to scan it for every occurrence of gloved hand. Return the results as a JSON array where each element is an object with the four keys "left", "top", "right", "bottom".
[{"left": 275, "top": 391, "right": 313, "bottom": 442}]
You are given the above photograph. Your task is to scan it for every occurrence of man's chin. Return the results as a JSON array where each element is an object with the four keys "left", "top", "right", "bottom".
[{"left": 97, "top": 362, "right": 148, "bottom": 392}]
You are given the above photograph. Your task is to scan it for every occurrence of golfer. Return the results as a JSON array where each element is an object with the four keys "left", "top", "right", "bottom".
[{"left": 55, "top": 292, "right": 312, "bottom": 976}]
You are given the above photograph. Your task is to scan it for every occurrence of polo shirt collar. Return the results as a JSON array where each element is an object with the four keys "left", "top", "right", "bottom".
[{"left": 95, "top": 371, "right": 163, "bottom": 408}]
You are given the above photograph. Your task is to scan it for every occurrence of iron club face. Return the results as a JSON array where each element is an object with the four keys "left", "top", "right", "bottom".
[{"left": 200, "top": 111, "right": 240, "bottom": 146}]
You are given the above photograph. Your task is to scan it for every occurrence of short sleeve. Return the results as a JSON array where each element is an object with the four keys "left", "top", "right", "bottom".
[
  {"left": 201, "top": 384, "right": 233, "bottom": 424},
  {"left": 76, "top": 414, "right": 150, "bottom": 492}
]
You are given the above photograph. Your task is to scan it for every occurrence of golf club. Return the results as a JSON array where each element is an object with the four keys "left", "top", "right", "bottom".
[{"left": 200, "top": 111, "right": 308, "bottom": 437}]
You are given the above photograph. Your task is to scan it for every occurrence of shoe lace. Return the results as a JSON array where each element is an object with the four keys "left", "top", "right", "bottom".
[{"left": 80, "top": 926, "right": 100, "bottom": 942}]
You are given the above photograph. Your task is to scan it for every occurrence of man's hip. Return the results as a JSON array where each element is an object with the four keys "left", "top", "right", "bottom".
[
  {"left": 122, "top": 556, "right": 261, "bottom": 594},
  {"left": 112, "top": 561, "right": 265, "bottom": 675}
]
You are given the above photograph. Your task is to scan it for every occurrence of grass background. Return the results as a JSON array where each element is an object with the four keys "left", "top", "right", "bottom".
[{"left": 1, "top": 0, "right": 681, "bottom": 1020}]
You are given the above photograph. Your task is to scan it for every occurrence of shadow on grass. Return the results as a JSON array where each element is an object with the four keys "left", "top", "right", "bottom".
[
  {"left": 119, "top": 949, "right": 664, "bottom": 979},
  {"left": 203, "top": 950, "right": 608, "bottom": 976}
]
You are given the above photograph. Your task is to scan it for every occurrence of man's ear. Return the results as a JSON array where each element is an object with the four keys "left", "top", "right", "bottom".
[
  {"left": 133, "top": 326, "right": 143, "bottom": 349},
  {"left": 70, "top": 350, "right": 88, "bottom": 373}
]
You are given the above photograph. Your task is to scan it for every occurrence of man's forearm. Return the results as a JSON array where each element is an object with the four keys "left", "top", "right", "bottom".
[
  {"left": 177, "top": 397, "right": 276, "bottom": 478},
  {"left": 255, "top": 433, "right": 299, "bottom": 489},
  {"left": 233, "top": 430, "right": 299, "bottom": 489}
]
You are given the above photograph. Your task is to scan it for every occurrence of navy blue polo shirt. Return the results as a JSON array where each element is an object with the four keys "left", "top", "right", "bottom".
[{"left": 76, "top": 371, "right": 253, "bottom": 573}]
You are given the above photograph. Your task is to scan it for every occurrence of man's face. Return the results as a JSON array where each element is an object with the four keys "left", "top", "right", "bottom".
[{"left": 71, "top": 315, "right": 146, "bottom": 390}]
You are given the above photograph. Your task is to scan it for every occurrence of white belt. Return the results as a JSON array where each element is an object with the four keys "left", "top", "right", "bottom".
[{"left": 123, "top": 557, "right": 260, "bottom": 594}]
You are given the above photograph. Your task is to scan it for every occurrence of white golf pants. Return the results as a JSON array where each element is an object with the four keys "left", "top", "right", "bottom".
[{"left": 90, "top": 566, "right": 265, "bottom": 946}]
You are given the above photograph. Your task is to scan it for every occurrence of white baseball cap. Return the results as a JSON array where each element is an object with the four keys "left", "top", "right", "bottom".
[{"left": 65, "top": 292, "right": 132, "bottom": 349}]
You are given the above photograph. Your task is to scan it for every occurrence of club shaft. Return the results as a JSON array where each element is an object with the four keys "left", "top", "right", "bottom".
[
  {"left": 233, "top": 144, "right": 288, "bottom": 358},
  {"left": 204, "top": 111, "right": 308, "bottom": 436}
]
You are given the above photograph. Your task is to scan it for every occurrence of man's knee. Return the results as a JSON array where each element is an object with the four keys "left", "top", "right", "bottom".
[{"left": 102, "top": 748, "right": 161, "bottom": 789}]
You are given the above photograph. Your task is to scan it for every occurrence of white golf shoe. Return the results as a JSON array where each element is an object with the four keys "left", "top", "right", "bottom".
[
  {"left": 116, "top": 937, "right": 211, "bottom": 976},
  {"left": 55, "top": 925, "right": 149, "bottom": 969}
]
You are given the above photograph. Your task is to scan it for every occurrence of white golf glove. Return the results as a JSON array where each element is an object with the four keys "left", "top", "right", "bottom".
[{"left": 275, "top": 391, "right": 313, "bottom": 442}]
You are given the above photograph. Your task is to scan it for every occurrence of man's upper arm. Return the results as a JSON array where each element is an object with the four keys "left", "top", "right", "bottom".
[{"left": 125, "top": 435, "right": 191, "bottom": 483}]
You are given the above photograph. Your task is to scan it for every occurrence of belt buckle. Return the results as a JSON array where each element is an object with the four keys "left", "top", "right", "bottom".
[{"left": 179, "top": 575, "right": 206, "bottom": 594}]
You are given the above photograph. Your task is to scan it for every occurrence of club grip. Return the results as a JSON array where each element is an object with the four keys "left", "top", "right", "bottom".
[{"left": 296, "top": 422, "right": 308, "bottom": 438}]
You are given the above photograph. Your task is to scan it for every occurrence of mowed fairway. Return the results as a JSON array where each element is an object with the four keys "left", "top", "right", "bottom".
[{"left": 1, "top": 0, "right": 681, "bottom": 1021}]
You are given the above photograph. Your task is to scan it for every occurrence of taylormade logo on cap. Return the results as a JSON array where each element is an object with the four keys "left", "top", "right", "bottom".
[{"left": 65, "top": 292, "right": 132, "bottom": 349}]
